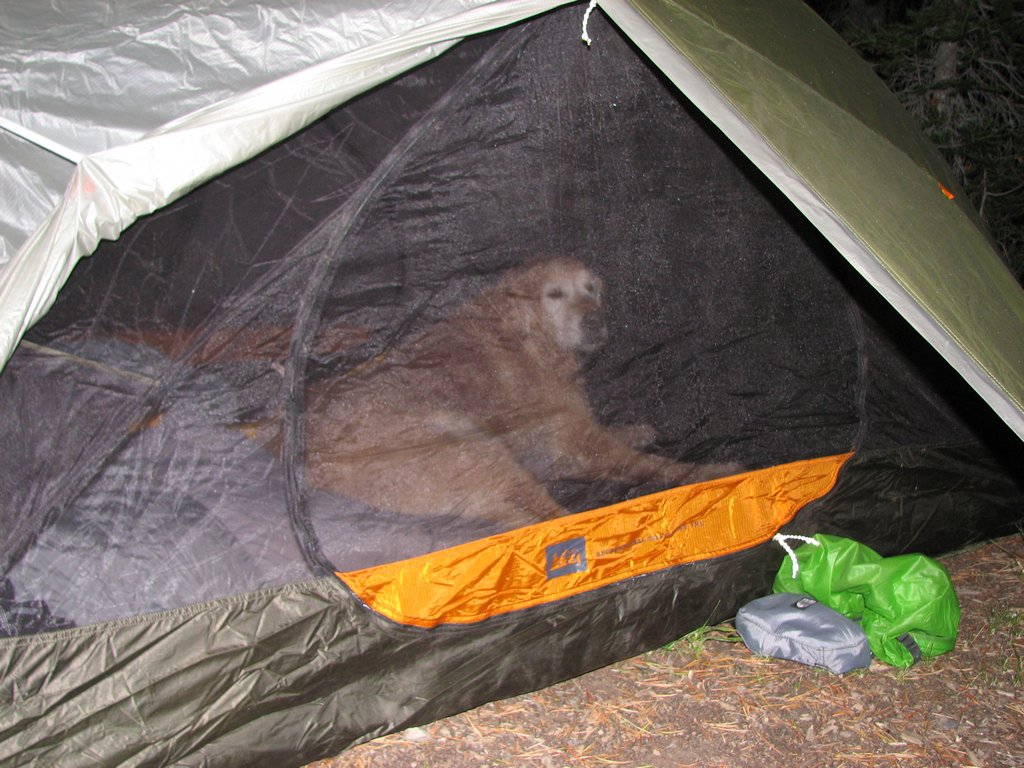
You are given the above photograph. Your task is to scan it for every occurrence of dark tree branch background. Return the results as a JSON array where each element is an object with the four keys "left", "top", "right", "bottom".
[{"left": 807, "top": 0, "right": 1024, "bottom": 281}]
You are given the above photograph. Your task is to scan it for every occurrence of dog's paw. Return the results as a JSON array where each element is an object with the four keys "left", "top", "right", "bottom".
[
  {"left": 657, "top": 459, "right": 746, "bottom": 486},
  {"left": 691, "top": 461, "right": 746, "bottom": 482},
  {"left": 718, "top": 461, "right": 746, "bottom": 476},
  {"left": 609, "top": 423, "right": 658, "bottom": 449}
]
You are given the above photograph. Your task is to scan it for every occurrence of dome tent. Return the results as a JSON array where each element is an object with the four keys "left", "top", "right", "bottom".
[{"left": 1, "top": 1, "right": 1022, "bottom": 766}]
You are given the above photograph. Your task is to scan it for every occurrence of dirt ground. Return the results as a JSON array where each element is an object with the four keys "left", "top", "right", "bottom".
[{"left": 309, "top": 532, "right": 1024, "bottom": 768}]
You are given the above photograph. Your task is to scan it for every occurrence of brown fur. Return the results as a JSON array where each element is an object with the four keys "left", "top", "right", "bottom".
[
  {"left": 117, "top": 323, "right": 370, "bottom": 365},
  {"left": 302, "top": 257, "right": 740, "bottom": 527}
]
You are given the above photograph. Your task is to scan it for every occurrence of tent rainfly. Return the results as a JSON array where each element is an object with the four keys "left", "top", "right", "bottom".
[{"left": 1, "top": 2, "right": 1022, "bottom": 766}]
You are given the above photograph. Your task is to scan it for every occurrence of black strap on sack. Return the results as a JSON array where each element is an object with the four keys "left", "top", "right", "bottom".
[{"left": 897, "top": 632, "right": 923, "bottom": 664}]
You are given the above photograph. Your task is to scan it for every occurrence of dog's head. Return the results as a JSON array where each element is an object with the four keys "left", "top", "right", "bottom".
[{"left": 503, "top": 257, "right": 608, "bottom": 354}]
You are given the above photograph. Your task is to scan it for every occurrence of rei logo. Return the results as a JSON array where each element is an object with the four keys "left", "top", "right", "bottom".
[{"left": 545, "top": 537, "right": 588, "bottom": 579}]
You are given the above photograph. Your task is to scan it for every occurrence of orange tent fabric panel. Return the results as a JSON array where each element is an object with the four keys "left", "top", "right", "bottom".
[{"left": 338, "top": 453, "right": 852, "bottom": 628}]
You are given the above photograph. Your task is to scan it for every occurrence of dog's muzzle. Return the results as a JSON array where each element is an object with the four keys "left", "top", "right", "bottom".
[{"left": 578, "top": 308, "right": 609, "bottom": 353}]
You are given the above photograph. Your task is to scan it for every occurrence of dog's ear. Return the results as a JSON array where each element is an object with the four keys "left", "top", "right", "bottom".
[
  {"left": 476, "top": 264, "right": 551, "bottom": 343},
  {"left": 505, "top": 277, "right": 544, "bottom": 338}
]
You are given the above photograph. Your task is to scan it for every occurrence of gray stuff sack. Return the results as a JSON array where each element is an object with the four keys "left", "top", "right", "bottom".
[{"left": 735, "top": 593, "right": 872, "bottom": 674}]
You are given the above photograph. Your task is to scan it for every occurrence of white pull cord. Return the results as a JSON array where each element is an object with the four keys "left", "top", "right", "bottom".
[
  {"left": 581, "top": 0, "right": 599, "bottom": 46},
  {"left": 773, "top": 534, "right": 821, "bottom": 579}
]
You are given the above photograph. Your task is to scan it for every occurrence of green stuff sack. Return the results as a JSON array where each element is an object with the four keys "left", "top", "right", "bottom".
[{"left": 772, "top": 534, "right": 960, "bottom": 667}]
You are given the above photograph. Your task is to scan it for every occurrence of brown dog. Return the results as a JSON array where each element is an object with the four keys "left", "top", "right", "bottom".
[{"left": 302, "top": 257, "right": 740, "bottom": 527}]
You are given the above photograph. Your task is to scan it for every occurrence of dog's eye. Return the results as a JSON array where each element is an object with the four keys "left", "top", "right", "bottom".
[
  {"left": 584, "top": 282, "right": 596, "bottom": 294},
  {"left": 545, "top": 288, "right": 566, "bottom": 300}
]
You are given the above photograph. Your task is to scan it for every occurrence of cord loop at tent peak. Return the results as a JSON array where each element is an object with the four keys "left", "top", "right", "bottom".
[{"left": 581, "top": 0, "right": 599, "bottom": 46}]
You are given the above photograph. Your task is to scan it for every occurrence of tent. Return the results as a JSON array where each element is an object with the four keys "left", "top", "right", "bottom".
[{"left": 1, "top": 1, "right": 1022, "bottom": 765}]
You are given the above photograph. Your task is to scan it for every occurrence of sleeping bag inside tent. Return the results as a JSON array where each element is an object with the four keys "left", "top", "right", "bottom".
[{"left": 2, "top": 3, "right": 1023, "bottom": 766}]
